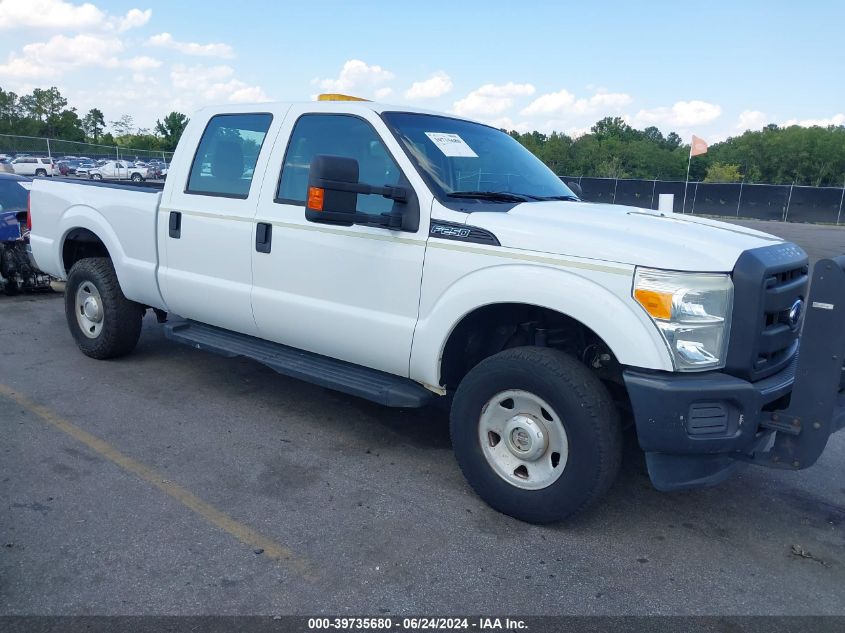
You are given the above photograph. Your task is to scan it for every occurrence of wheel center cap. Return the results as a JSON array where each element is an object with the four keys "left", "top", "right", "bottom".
[
  {"left": 83, "top": 297, "right": 102, "bottom": 322},
  {"left": 503, "top": 415, "right": 547, "bottom": 461}
]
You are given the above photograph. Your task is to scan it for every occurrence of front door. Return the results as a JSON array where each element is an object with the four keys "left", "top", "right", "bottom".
[{"left": 251, "top": 108, "right": 431, "bottom": 377}]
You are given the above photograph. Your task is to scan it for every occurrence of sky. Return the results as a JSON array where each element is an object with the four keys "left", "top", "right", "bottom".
[{"left": 1, "top": 0, "right": 843, "bottom": 142}]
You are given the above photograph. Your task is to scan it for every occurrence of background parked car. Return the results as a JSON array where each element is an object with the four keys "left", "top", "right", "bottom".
[
  {"left": 75, "top": 160, "right": 97, "bottom": 176},
  {"left": 87, "top": 160, "right": 150, "bottom": 182},
  {"left": 0, "top": 159, "right": 13, "bottom": 174},
  {"left": 11, "top": 157, "right": 56, "bottom": 177}
]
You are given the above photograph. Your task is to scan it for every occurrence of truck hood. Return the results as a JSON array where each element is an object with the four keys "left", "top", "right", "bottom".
[{"left": 465, "top": 201, "right": 783, "bottom": 272}]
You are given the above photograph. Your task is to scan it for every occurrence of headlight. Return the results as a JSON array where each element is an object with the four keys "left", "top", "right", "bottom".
[{"left": 633, "top": 267, "right": 733, "bottom": 371}]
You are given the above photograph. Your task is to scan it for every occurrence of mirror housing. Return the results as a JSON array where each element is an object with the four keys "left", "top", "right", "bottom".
[
  {"left": 305, "top": 154, "right": 417, "bottom": 230},
  {"left": 566, "top": 181, "right": 584, "bottom": 199}
]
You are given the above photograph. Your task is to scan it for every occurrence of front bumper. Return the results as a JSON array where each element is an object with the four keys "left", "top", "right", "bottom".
[{"left": 624, "top": 255, "right": 845, "bottom": 491}]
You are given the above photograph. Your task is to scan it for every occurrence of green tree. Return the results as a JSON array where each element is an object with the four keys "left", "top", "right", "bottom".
[
  {"left": 111, "top": 114, "right": 135, "bottom": 137},
  {"left": 155, "top": 111, "right": 189, "bottom": 151},
  {"left": 82, "top": 108, "right": 106, "bottom": 143},
  {"left": 704, "top": 162, "right": 743, "bottom": 183}
]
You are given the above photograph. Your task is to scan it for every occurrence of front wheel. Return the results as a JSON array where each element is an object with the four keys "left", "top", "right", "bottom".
[
  {"left": 64, "top": 257, "right": 143, "bottom": 359},
  {"left": 90, "top": 173, "right": 102, "bottom": 181},
  {"left": 450, "top": 347, "right": 622, "bottom": 523}
]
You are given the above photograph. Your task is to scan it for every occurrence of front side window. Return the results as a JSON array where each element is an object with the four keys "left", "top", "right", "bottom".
[
  {"left": 277, "top": 114, "right": 402, "bottom": 216},
  {"left": 187, "top": 113, "right": 272, "bottom": 198},
  {"left": 381, "top": 112, "right": 576, "bottom": 205}
]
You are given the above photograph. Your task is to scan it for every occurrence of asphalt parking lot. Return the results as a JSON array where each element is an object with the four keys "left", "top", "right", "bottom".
[{"left": 1, "top": 219, "right": 844, "bottom": 616}]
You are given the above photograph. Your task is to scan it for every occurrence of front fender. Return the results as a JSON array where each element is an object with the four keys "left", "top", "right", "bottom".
[{"left": 410, "top": 263, "right": 673, "bottom": 387}]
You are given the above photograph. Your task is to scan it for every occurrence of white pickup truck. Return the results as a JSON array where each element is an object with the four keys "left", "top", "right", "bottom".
[
  {"left": 28, "top": 98, "right": 845, "bottom": 523},
  {"left": 87, "top": 160, "right": 150, "bottom": 182}
]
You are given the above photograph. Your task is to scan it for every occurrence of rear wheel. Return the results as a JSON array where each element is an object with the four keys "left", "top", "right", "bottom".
[
  {"left": 64, "top": 257, "right": 143, "bottom": 359},
  {"left": 450, "top": 347, "right": 622, "bottom": 523},
  {"left": 90, "top": 173, "right": 102, "bottom": 181},
  {"left": 130, "top": 173, "right": 143, "bottom": 182},
  {"left": 34, "top": 168, "right": 47, "bottom": 177}
]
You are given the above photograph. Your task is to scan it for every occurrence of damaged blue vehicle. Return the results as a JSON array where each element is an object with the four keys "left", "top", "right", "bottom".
[{"left": 0, "top": 173, "right": 51, "bottom": 295}]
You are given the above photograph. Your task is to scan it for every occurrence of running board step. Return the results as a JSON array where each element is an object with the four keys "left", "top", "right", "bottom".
[{"left": 163, "top": 320, "right": 434, "bottom": 408}]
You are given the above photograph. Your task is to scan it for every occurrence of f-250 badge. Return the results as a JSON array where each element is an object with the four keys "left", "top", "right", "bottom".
[{"left": 431, "top": 224, "right": 471, "bottom": 238}]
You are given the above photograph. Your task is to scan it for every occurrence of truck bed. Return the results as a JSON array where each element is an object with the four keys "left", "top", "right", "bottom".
[{"left": 29, "top": 177, "right": 166, "bottom": 310}]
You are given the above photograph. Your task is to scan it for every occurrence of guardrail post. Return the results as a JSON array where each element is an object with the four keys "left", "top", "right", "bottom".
[
  {"left": 837, "top": 176, "right": 845, "bottom": 226},
  {"left": 612, "top": 177, "right": 619, "bottom": 204},
  {"left": 736, "top": 180, "right": 744, "bottom": 216},
  {"left": 651, "top": 179, "right": 657, "bottom": 209},
  {"left": 691, "top": 181, "right": 699, "bottom": 214}
]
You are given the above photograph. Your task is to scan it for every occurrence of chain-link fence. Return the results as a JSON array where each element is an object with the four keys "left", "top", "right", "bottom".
[
  {"left": 561, "top": 176, "right": 845, "bottom": 225},
  {"left": 0, "top": 133, "right": 174, "bottom": 163}
]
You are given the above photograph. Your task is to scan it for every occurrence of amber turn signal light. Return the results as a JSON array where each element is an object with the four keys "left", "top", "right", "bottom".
[
  {"left": 307, "top": 186, "right": 325, "bottom": 211},
  {"left": 634, "top": 288, "right": 673, "bottom": 320}
]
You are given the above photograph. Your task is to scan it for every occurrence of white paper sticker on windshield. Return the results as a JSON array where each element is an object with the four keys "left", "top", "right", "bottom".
[{"left": 424, "top": 132, "right": 478, "bottom": 158}]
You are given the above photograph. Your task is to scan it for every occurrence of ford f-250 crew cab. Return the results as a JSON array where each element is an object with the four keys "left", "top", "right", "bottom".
[{"left": 28, "top": 98, "right": 845, "bottom": 523}]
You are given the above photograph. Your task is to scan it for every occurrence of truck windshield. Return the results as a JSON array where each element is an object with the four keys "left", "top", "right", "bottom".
[{"left": 381, "top": 112, "right": 577, "bottom": 204}]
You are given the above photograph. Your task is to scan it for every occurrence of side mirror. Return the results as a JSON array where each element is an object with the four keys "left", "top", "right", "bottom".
[
  {"left": 567, "top": 181, "right": 584, "bottom": 198},
  {"left": 305, "top": 155, "right": 360, "bottom": 226},
  {"left": 305, "top": 154, "right": 414, "bottom": 230}
]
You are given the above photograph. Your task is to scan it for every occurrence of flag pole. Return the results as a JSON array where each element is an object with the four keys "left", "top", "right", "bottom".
[{"left": 682, "top": 149, "right": 692, "bottom": 214}]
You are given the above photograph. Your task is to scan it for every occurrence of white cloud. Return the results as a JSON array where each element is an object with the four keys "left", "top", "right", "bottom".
[
  {"left": 374, "top": 87, "right": 393, "bottom": 100},
  {"left": 170, "top": 64, "right": 270, "bottom": 104},
  {"left": 735, "top": 109, "right": 768, "bottom": 132},
  {"left": 148, "top": 32, "right": 235, "bottom": 59},
  {"left": 125, "top": 56, "right": 161, "bottom": 71},
  {"left": 0, "top": 0, "right": 150, "bottom": 32},
  {"left": 521, "top": 89, "right": 575, "bottom": 116},
  {"left": 312, "top": 59, "right": 394, "bottom": 96},
  {"left": 404, "top": 71, "right": 453, "bottom": 100},
  {"left": 521, "top": 88, "right": 631, "bottom": 117},
  {"left": 117, "top": 8, "right": 151, "bottom": 32},
  {"left": 0, "top": 33, "right": 161, "bottom": 79},
  {"left": 781, "top": 113, "right": 845, "bottom": 128},
  {"left": 633, "top": 100, "right": 722, "bottom": 128},
  {"left": 452, "top": 82, "right": 535, "bottom": 118}
]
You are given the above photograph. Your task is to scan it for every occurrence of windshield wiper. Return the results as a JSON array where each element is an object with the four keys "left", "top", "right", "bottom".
[
  {"left": 447, "top": 191, "right": 530, "bottom": 203},
  {"left": 520, "top": 194, "right": 581, "bottom": 202}
]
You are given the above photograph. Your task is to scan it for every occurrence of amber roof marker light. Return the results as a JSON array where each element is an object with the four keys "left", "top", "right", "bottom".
[{"left": 317, "top": 93, "right": 371, "bottom": 102}]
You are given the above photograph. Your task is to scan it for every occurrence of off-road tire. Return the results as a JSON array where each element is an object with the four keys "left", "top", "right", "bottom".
[
  {"left": 450, "top": 347, "right": 622, "bottom": 524},
  {"left": 64, "top": 257, "right": 143, "bottom": 359}
]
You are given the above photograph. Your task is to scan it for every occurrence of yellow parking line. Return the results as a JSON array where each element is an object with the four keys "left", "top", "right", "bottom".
[{"left": 0, "top": 383, "right": 317, "bottom": 581}]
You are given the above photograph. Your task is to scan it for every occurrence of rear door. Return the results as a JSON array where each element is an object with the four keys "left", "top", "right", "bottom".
[{"left": 158, "top": 111, "right": 277, "bottom": 335}]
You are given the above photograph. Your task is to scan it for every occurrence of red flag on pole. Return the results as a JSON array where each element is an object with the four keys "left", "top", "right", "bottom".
[{"left": 690, "top": 135, "right": 709, "bottom": 157}]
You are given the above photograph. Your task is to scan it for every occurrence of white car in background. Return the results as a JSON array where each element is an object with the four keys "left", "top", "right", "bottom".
[
  {"left": 87, "top": 160, "right": 150, "bottom": 182},
  {"left": 11, "top": 157, "right": 57, "bottom": 177}
]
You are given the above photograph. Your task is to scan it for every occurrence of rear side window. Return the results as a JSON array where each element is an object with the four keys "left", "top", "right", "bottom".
[
  {"left": 186, "top": 113, "right": 272, "bottom": 198},
  {"left": 276, "top": 114, "right": 402, "bottom": 216}
]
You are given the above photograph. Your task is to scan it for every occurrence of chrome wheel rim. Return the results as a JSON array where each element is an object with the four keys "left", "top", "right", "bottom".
[
  {"left": 478, "top": 389, "right": 569, "bottom": 490},
  {"left": 75, "top": 282, "right": 104, "bottom": 339}
]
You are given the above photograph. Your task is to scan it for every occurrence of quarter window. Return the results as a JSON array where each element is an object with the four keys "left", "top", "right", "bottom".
[
  {"left": 277, "top": 114, "right": 401, "bottom": 216},
  {"left": 187, "top": 113, "right": 272, "bottom": 198}
]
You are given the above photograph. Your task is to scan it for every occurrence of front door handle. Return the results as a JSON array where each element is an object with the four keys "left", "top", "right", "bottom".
[
  {"left": 256, "top": 222, "right": 272, "bottom": 253},
  {"left": 169, "top": 211, "right": 182, "bottom": 239}
]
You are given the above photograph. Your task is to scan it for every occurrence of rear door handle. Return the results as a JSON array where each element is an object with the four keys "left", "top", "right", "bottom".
[
  {"left": 169, "top": 211, "right": 181, "bottom": 239},
  {"left": 256, "top": 222, "right": 272, "bottom": 253}
]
